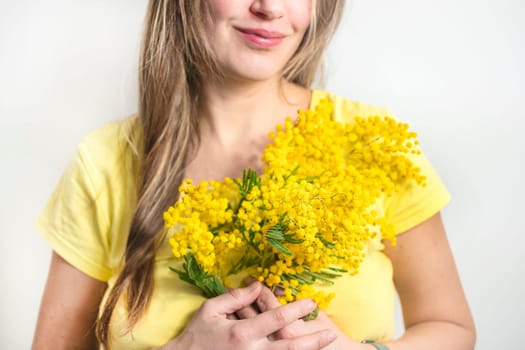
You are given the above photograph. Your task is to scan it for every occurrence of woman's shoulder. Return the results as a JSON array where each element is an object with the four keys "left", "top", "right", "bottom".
[
  {"left": 74, "top": 115, "right": 141, "bottom": 187},
  {"left": 310, "top": 90, "right": 394, "bottom": 123},
  {"left": 79, "top": 115, "right": 140, "bottom": 156}
]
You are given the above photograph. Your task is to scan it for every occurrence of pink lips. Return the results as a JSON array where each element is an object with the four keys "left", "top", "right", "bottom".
[{"left": 235, "top": 27, "right": 286, "bottom": 48}]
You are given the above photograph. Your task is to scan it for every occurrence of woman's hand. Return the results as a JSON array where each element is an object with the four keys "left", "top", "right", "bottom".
[
  {"left": 162, "top": 281, "right": 338, "bottom": 350},
  {"left": 236, "top": 283, "right": 370, "bottom": 350}
]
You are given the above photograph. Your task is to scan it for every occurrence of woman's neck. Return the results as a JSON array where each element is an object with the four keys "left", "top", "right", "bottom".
[{"left": 198, "top": 77, "right": 310, "bottom": 149}]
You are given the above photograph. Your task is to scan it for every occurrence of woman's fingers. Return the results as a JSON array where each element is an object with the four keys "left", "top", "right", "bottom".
[
  {"left": 235, "top": 303, "right": 260, "bottom": 319},
  {"left": 238, "top": 282, "right": 325, "bottom": 339},
  {"left": 255, "top": 286, "right": 336, "bottom": 340},
  {"left": 256, "top": 283, "right": 283, "bottom": 311},
  {"left": 178, "top": 284, "right": 338, "bottom": 349},
  {"left": 205, "top": 281, "right": 263, "bottom": 316},
  {"left": 271, "top": 329, "right": 338, "bottom": 350},
  {"left": 254, "top": 286, "right": 302, "bottom": 338},
  {"left": 237, "top": 298, "right": 318, "bottom": 339},
  {"left": 236, "top": 280, "right": 284, "bottom": 319}
]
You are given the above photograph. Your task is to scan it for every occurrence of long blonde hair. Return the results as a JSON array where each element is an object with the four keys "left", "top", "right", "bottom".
[{"left": 96, "top": 0, "right": 345, "bottom": 347}]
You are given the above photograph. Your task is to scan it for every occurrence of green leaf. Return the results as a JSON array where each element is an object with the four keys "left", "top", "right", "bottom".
[
  {"left": 303, "top": 308, "right": 319, "bottom": 321},
  {"left": 170, "top": 253, "right": 225, "bottom": 298},
  {"left": 286, "top": 273, "right": 314, "bottom": 285},
  {"left": 304, "top": 271, "right": 335, "bottom": 284},
  {"left": 169, "top": 267, "right": 192, "bottom": 284},
  {"left": 316, "top": 234, "right": 335, "bottom": 249},
  {"left": 266, "top": 228, "right": 284, "bottom": 241},
  {"left": 314, "top": 270, "right": 341, "bottom": 279},
  {"left": 284, "top": 233, "right": 304, "bottom": 244},
  {"left": 328, "top": 266, "right": 348, "bottom": 273},
  {"left": 268, "top": 238, "right": 292, "bottom": 256},
  {"left": 235, "top": 169, "right": 260, "bottom": 197},
  {"left": 209, "top": 223, "right": 226, "bottom": 235},
  {"left": 233, "top": 178, "right": 244, "bottom": 194},
  {"left": 298, "top": 175, "right": 320, "bottom": 183},
  {"left": 284, "top": 165, "right": 300, "bottom": 182},
  {"left": 266, "top": 213, "right": 290, "bottom": 239}
]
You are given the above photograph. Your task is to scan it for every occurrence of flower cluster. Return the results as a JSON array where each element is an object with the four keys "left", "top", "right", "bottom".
[{"left": 165, "top": 98, "right": 425, "bottom": 308}]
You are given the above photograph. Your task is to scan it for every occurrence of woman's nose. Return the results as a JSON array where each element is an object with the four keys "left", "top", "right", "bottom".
[{"left": 250, "top": 0, "right": 285, "bottom": 20}]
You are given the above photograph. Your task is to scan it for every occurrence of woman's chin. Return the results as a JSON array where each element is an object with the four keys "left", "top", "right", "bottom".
[
  {"left": 219, "top": 63, "right": 286, "bottom": 84},
  {"left": 227, "top": 72, "right": 282, "bottom": 85}
]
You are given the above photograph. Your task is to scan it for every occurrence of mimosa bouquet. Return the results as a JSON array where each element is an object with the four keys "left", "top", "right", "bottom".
[{"left": 164, "top": 98, "right": 426, "bottom": 309}]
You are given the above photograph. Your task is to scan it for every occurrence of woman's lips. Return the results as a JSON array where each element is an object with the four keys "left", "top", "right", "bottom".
[{"left": 235, "top": 27, "right": 286, "bottom": 48}]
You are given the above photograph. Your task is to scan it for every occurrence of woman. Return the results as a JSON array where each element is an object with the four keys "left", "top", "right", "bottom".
[{"left": 32, "top": 1, "right": 476, "bottom": 349}]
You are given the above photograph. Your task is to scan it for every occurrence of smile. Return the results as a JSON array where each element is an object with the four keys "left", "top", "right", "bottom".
[{"left": 234, "top": 27, "right": 286, "bottom": 49}]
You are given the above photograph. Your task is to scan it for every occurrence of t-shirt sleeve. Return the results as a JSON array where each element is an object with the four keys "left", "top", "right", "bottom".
[
  {"left": 36, "top": 140, "right": 112, "bottom": 281},
  {"left": 383, "top": 139, "right": 451, "bottom": 235}
]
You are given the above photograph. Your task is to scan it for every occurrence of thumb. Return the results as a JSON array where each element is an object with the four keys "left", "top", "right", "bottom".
[{"left": 210, "top": 281, "right": 263, "bottom": 316}]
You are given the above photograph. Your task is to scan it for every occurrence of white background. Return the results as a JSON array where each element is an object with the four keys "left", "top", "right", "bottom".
[{"left": 1, "top": 1, "right": 523, "bottom": 348}]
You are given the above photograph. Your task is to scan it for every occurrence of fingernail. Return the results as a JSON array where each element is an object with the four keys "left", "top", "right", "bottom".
[
  {"left": 248, "top": 280, "right": 261, "bottom": 290},
  {"left": 244, "top": 276, "right": 256, "bottom": 285},
  {"left": 308, "top": 299, "right": 317, "bottom": 309},
  {"left": 326, "top": 331, "right": 337, "bottom": 342}
]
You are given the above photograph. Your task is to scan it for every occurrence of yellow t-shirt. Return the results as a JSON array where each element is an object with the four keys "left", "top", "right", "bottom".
[{"left": 37, "top": 90, "right": 451, "bottom": 349}]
